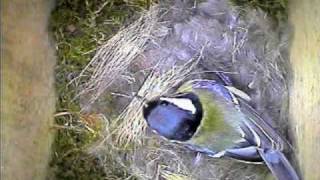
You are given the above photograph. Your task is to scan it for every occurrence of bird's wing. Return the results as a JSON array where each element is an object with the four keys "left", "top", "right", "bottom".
[
  {"left": 237, "top": 97, "right": 300, "bottom": 180},
  {"left": 215, "top": 146, "right": 300, "bottom": 179},
  {"left": 257, "top": 148, "right": 300, "bottom": 180},
  {"left": 237, "top": 98, "right": 286, "bottom": 151},
  {"left": 184, "top": 79, "right": 299, "bottom": 179},
  {"left": 223, "top": 146, "right": 263, "bottom": 162},
  {"left": 186, "top": 79, "right": 239, "bottom": 104}
]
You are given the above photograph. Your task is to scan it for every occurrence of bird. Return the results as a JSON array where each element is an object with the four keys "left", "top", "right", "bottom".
[{"left": 142, "top": 78, "right": 299, "bottom": 180}]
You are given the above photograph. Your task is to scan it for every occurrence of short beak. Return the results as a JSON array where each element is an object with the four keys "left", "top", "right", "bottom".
[{"left": 134, "top": 94, "right": 148, "bottom": 107}]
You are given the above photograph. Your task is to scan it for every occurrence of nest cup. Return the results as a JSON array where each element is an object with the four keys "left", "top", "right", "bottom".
[{"left": 77, "top": 0, "right": 290, "bottom": 179}]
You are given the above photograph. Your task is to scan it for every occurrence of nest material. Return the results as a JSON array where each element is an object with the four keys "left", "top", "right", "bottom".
[{"left": 77, "top": 0, "right": 289, "bottom": 179}]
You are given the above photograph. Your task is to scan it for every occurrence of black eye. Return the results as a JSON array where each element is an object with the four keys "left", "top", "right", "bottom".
[{"left": 160, "top": 101, "right": 168, "bottom": 106}]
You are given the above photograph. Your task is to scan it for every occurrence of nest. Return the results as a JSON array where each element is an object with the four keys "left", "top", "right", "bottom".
[{"left": 75, "top": 0, "right": 290, "bottom": 179}]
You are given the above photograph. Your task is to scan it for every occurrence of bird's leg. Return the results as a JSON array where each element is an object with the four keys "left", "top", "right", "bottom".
[{"left": 184, "top": 143, "right": 217, "bottom": 156}]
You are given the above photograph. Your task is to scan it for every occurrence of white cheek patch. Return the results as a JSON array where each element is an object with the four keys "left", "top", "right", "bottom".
[{"left": 160, "top": 97, "right": 197, "bottom": 114}]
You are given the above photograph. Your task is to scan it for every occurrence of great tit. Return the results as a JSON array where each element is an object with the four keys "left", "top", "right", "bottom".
[{"left": 143, "top": 79, "right": 299, "bottom": 180}]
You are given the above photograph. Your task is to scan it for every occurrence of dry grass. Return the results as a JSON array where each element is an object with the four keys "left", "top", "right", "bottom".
[
  {"left": 75, "top": 6, "right": 160, "bottom": 110},
  {"left": 71, "top": 4, "right": 203, "bottom": 178},
  {"left": 84, "top": 41, "right": 205, "bottom": 179}
]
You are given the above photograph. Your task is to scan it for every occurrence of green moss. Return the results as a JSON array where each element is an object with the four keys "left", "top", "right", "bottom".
[
  {"left": 231, "top": 0, "right": 288, "bottom": 22},
  {"left": 49, "top": 0, "right": 151, "bottom": 179}
]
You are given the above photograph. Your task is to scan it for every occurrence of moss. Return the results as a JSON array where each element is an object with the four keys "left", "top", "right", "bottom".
[
  {"left": 49, "top": 0, "right": 151, "bottom": 179},
  {"left": 231, "top": 0, "right": 288, "bottom": 22}
]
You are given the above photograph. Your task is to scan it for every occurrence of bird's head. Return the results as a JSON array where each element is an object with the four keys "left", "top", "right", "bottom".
[{"left": 143, "top": 92, "right": 203, "bottom": 141}]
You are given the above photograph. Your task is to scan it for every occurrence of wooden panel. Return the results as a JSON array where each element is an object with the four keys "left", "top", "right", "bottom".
[
  {"left": 289, "top": 1, "right": 320, "bottom": 179},
  {"left": 1, "top": 1, "right": 55, "bottom": 179}
]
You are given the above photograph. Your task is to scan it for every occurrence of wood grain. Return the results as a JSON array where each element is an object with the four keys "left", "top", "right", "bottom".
[
  {"left": 289, "top": 0, "right": 320, "bottom": 179},
  {"left": 1, "top": 1, "right": 55, "bottom": 179}
]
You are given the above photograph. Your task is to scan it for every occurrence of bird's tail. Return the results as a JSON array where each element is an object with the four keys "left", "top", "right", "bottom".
[{"left": 257, "top": 149, "right": 300, "bottom": 180}]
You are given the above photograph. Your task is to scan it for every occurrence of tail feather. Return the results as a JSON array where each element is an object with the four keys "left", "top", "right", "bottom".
[{"left": 258, "top": 149, "right": 299, "bottom": 180}]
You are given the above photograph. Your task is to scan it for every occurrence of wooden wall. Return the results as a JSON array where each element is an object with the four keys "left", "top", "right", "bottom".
[
  {"left": 289, "top": 0, "right": 320, "bottom": 179},
  {"left": 1, "top": 1, "right": 55, "bottom": 179}
]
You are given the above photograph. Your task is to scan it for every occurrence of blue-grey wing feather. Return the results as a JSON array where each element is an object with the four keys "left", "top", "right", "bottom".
[
  {"left": 258, "top": 149, "right": 300, "bottom": 180},
  {"left": 224, "top": 146, "right": 262, "bottom": 162},
  {"left": 191, "top": 79, "right": 235, "bottom": 103}
]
